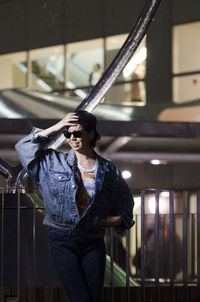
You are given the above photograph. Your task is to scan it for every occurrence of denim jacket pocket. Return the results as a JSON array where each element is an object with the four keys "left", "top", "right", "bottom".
[{"left": 47, "top": 171, "right": 71, "bottom": 221}]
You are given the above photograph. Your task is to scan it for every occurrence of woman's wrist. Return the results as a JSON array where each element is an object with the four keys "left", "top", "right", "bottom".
[
  {"left": 105, "top": 215, "right": 122, "bottom": 227},
  {"left": 37, "top": 121, "right": 64, "bottom": 138}
]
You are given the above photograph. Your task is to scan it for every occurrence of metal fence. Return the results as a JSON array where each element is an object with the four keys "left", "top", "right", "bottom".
[{"left": 0, "top": 187, "right": 200, "bottom": 302}]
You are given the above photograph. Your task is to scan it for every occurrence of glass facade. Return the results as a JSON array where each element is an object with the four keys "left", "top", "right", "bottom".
[
  {"left": 67, "top": 38, "right": 104, "bottom": 88},
  {"left": 0, "top": 34, "right": 146, "bottom": 111},
  {"left": 1, "top": 20, "right": 200, "bottom": 119}
]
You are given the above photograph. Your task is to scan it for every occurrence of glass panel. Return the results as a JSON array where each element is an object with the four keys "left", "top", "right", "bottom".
[
  {"left": 173, "top": 22, "right": 200, "bottom": 74},
  {"left": 0, "top": 51, "right": 27, "bottom": 90},
  {"left": 105, "top": 34, "right": 146, "bottom": 105},
  {"left": 173, "top": 74, "right": 200, "bottom": 103},
  {"left": 66, "top": 38, "right": 104, "bottom": 89},
  {"left": 105, "top": 34, "right": 146, "bottom": 81},
  {"left": 104, "top": 81, "right": 146, "bottom": 105},
  {"left": 30, "top": 45, "right": 65, "bottom": 92}
]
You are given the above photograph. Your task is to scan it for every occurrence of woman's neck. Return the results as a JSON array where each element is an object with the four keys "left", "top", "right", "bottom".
[{"left": 75, "top": 149, "right": 96, "bottom": 170}]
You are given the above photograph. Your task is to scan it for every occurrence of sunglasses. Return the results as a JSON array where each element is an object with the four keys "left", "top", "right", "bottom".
[{"left": 63, "top": 130, "right": 87, "bottom": 139}]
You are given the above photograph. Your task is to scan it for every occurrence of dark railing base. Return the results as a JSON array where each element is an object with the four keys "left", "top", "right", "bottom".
[{"left": 1, "top": 286, "right": 200, "bottom": 302}]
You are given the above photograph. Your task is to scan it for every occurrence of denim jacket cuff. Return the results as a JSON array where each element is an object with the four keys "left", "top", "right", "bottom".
[
  {"left": 115, "top": 218, "right": 135, "bottom": 234},
  {"left": 93, "top": 216, "right": 106, "bottom": 229},
  {"left": 31, "top": 127, "right": 50, "bottom": 144}
]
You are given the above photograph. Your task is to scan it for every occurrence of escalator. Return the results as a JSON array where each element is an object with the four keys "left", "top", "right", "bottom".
[
  {"left": 0, "top": 88, "right": 133, "bottom": 120},
  {"left": 2, "top": 84, "right": 200, "bottom": 122},
  {"left": 31, "top": 61, "right": 65, "bottom": 91},
  {"left": 19, "top": 54, "right": 90, "bottom": 96}
]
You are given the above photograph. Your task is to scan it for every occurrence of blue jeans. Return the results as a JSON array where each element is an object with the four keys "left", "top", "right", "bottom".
[{"left": 48, "top": 227, "right": 106, "bottom": 302}]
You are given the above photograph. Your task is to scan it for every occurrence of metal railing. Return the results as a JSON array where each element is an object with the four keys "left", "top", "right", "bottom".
[{"left": 0, "top": 187, "right": 200, "bottom": 302}]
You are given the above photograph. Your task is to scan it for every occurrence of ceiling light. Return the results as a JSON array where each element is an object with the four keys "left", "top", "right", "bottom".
[
  {"left": 150, "top": 159, "right": 168, "bottom": 165},
  {"left": 150, "top": 159, "right": 162, "bottom": 165},
  {"left": 122, "top": 170, "right": 132, "bottom": 179}
]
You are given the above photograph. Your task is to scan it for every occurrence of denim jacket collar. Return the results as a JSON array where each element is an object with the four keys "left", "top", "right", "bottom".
[
  {"left": 66, "top": 149, "right": 110, "bottom": 173},
  {"left": 66, "top": 149, "right": 78, "bottom": 170}
]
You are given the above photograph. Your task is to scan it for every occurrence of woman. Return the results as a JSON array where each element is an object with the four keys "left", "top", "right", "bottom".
[
  {"left": 15, "top": 110, "right": 134, "bottom": 302},
  {"left": 89, "top": 63, "right": 102, "bottom": 86}
]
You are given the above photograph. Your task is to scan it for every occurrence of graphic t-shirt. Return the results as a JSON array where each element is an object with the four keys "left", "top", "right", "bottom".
[{"left": 76, "top": 161, "right": 97, "bottom": 217}]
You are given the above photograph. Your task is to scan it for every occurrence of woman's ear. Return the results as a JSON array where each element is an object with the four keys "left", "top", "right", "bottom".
[{"left": 89, "top": 129, "right": 95, "bottom": 140}]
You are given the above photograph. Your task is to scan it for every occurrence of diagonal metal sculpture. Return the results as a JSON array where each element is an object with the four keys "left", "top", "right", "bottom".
[
  {"left": 0, "top": 0, "right": 162, "bottom": 190},
  {"left": 48, "top": 0, "right": 162, "bottom": 150}
]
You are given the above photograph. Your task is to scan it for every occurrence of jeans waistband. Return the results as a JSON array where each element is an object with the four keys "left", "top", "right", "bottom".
[{"left": 48, "top": 226, "right": 74, "bottom": 236}]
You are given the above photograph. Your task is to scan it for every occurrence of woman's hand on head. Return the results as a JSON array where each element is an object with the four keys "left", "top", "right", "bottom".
[
  {"left": 35, "top": 113, "right": 79, "bottom": 138},
  {"left": 59, "top": 112, "right": 79, "bottom": 129}
]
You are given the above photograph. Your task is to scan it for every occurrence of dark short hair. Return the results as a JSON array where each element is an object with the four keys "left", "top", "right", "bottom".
[{"left": 72, "top": 110, "right": 101, "bottom": 148}]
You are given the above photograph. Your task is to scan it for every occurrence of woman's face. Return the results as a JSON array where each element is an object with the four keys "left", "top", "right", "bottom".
[{"left": 66, "top": 124, "right": 94, "bottom": 152}]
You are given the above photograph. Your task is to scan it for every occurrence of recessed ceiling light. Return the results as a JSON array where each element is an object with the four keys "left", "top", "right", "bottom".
[
  {"left": 150, "top": 159, "right": 167, "bottom": 165},
  {"left": 122, "top": 170, "right": 132, "bottom": 179}
]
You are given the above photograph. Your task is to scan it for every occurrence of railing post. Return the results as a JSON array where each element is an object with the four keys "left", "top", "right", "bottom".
[
  {"left": 169, "top": 190, "right": 175, "bottom": 302},
  {"left": 155, "top": 190, "right": 160, "bottom": 302},
  {"left": 140, "top": 189, "right": 146, "bottom": 302},
  {"left": 0, "top": 190, "right": 4, "bottom": 302},
  {"left": 109, "top": 228, "right": 114, "bottom": 302},
  {"left": 183, "top": 191, "right": 189, "bottom": 302},
  {"left": 17, "top": 189, "right": 21, "bottom": 302},
  {"left": 125, "top": 229, "right": 130, "bottom": 302},
  {"left": 197, "top": 191, "right": 200, "bottom": 287},
  {"left": 33, "top": 196, "right": 36, "bottom": 302}
]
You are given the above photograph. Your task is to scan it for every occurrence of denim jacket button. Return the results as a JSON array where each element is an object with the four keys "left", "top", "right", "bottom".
[{"left": 58, "top": 176, "right": 62, "bottom": 180}]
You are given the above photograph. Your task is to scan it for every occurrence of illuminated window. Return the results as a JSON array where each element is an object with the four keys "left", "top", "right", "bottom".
[
  {"left": 173, "top": 22, "right": 200, "bottom": 103},
  {"left": 0, "top": 51, "right": 26, "bottom": 89},
  {"left": 67, "top": 39, "right": 104, "bottom": 91}
]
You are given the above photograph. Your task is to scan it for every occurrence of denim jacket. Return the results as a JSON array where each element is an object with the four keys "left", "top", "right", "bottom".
[{"left": 15, "top": 127, "right": 134, "bottom": 238}]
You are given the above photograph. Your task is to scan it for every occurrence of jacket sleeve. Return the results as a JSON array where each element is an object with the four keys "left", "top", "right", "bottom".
[
  {"left": 15, "top": 127, "right": 50, "bottom": 182},
  {"left": 111, "top": 170, "right": 135, "bottom": 234}
]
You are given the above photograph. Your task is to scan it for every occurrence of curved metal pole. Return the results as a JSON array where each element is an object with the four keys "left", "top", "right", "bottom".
[{"left": 47, "top": 0, "right": 162, "bottom": 150}]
